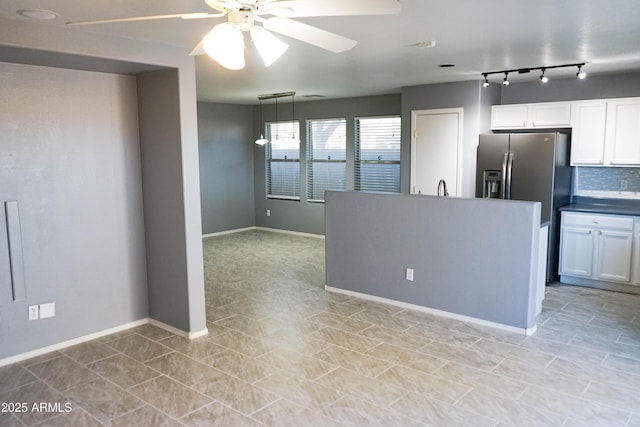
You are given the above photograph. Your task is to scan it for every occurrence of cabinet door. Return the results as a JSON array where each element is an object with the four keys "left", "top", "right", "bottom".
[
  {"left": 570, "top": 101, "right": 606, "bottom": 165},
  {"left": 559, "top": 227, "right": 593, "bottom": 278},
  {"left": 606, "top": 98, "right": 640, "bottom": 166},
  {"left": 491, "top": 105, "right": 528, "bottom": 129},
  {"left": 595, "top": 230, "right": 633, "bottom": 283},
  {"left": 530, "top": 103, "right": 571, "bottom": 128}
]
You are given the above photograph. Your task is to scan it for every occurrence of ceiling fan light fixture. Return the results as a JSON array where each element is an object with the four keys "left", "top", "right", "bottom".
[
  {"left": 203, "top": 23, "right": 246, "bottom": 70},
  {"left": 250, "top": 26, "right": 289, "bottom": 67}
]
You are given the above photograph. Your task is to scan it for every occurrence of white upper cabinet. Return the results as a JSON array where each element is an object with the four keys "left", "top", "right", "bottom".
[
  {"left": 570, "top": 101, "right": 607, "bottom": 165},
  {"left": 491, "top": 102, "right": 571, "bottom": 130},
  {"left": 493, "top": 97, "right": 640, "bottom": 167},
  {"left": 605, "top": 98, "right": 640, "bottom": 166},
  {"left": 491, "top": 104, "right": 529, "bottom": 129}
]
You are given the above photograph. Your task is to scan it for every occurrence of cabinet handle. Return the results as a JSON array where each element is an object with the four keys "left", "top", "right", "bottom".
[{"left": 588, "top": 230, "right": 592, "bottom": 234}]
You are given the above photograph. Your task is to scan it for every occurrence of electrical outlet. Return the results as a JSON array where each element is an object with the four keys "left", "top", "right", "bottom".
[
  {"left": 28, "top": 305, "right": 39, "bottom": 320},
  {"left": 40, "top": 302, "right": 55, "bottom": 319},
  {"left": 267, "top": 209, "right": 271, "bottom": 217},
  {"left": 405, "top": 268, "right": 414, "bottom": 281},
  {"left": 620, "top": 179, "right": 628, "bottom": 190}
]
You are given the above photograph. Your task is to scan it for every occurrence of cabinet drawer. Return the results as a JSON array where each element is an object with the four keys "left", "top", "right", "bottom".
[{"left": 562, "top": 212, "right": 634, "bottom": 231}]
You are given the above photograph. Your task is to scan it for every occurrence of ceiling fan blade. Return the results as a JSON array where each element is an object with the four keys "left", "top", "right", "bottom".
[
  {"left": 263, "top": 17, "right": 357, "bottom": 53},
  {"left": 267, "top": 0, "right": 400, "bottom": 17},
  {"left": 66, "top": 12, "right": 224, "bottom": 26}
]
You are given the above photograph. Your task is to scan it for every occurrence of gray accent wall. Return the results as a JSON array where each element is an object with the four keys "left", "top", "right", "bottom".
[
  {"left": 0, "top": 63, "right": 148, "bottom": 358},
  {"left": 401, "top": 80, "right": 500, "bottom": 197},
  {"left": 137, "top": 69, "right": 206, "bottom": 333},
  {"left": 198, "top": 102, "right": 255, "bottom": 234},
  {"left": 253, "top": 95, "right": 401, "bottom": 235},
  {"left": 325, "top": 191, "right": 541, "bottom": 330},
  {"left": 0, "top": 17, "right": 206, "bottom": 359},
  {"left": 500, "top": 71, "right": 640, "bottom": 104}
]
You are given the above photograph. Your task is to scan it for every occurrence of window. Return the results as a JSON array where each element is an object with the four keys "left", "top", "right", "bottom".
[
  {"left": 307, "top": 118, "right": 347, "bottom": 202},
  {"left": 266, "top": 121, "right": 300, "bottom": 200},
  {"left": 355, "top": 116, "right": 401, "bottom": 193}
]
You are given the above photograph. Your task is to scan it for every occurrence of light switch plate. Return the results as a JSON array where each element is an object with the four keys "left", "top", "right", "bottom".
[{"left": 40, "top": 302, "right": 55, "bottom": 319}]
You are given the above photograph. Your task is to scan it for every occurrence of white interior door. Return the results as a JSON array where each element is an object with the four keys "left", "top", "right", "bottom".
[{"left": 411, "top": 108, "right": 463, "bottom": 196}]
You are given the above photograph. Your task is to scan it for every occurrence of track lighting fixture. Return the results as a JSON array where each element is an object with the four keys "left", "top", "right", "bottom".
[
  {"left": 481, "top": 62, "right": 586, "bottom": 87},
  {"left": 540, "top": 68, "right": 548, "bottom": 83}
]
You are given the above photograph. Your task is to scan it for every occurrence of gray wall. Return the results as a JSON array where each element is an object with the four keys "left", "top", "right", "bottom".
[
  {"left": 500, "top": 71, "right": 640, "bottom": 104},
  {"left": 0, "top": 63, "right": 148, "bottom": 358},
  {"left": 198, "top": 103, "right": 255, "bottom": 234},
  {"left": 401, "top": 80, "right": 500, "bottom": 198},
  {"left": 253, "top": 95, "right": 401, "bottom": 235},
  {"left": 137, "top": 69, "right": 206, "bottom": 334},
  {"left": 325, "top": 191, "right": 541, "bottom": 330},
  {"left": 0, "top": 17, "right": 207, "bottom": 359}
]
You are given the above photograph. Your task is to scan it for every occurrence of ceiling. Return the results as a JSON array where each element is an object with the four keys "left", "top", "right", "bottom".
[{"left": 1, "top": 0, "right": 640, "bottom": 104}]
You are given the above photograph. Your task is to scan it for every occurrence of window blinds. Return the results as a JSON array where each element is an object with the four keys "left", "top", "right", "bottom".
[
  {"left": 266, "top": 121, "right": 300, "bottom": 199},
  {"left": 355, "top": 116, "right": 401, "bottom": 193},
  {"left": 307, "top": 118, "right": 347, "bottom": 202}
]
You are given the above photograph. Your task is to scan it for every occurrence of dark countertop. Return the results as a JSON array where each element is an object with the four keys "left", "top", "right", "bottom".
[{"left": 560, "top": 196, "right": 640, "bottom": 217}]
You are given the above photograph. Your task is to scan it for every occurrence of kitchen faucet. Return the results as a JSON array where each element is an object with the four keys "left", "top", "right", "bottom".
[{"left": 437, "top": 179, "right": 449, "bottom": 197}]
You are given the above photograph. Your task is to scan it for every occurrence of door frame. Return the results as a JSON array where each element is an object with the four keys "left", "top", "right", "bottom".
[{"left": 410, "top": 108, "right": 464, "bottom": 196}]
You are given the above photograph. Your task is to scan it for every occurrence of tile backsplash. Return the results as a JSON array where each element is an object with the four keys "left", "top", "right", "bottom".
[{"left": 573, "top": 167, "right": 640, "bottom": 199}]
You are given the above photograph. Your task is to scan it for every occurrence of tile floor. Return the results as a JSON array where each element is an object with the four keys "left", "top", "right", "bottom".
[{"left": 1, "top": 229, "right": 640, "bottom": 426}]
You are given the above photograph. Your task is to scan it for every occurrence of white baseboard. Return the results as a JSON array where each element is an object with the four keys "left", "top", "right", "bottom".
[
  {"left": 0, "top": 318, "right": 209, "bottom": 367},
  {"left": 254, "top": 226, "right": 325, "bottom": 239},
  {"left": 148, "top": 318, "right": 208, "bottom": 339},
  {"left": 202, "top": 226, "right": 325, "bottom": 240},
  {"left": 325, "top": 285, "right": 537, "bottom": 336},
  {"left": 202, "top": 226, "right": 256, "bottom": 239},
  {"left": 0, "top": 319, "right": 147, "bottom": 367}
]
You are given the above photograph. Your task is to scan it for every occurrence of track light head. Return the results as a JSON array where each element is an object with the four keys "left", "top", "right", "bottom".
[
  {"left": 540, "top": 68, "right": 548, "bottom": 83},
  {"left": 482, "top": 74, "right": 490, "bottom": 88},
  {"left": 502, "top": 72, "right": 509, "bottom": 86},
  {"left": 576, "top": 65, "right": 586, "bottom": 79}
]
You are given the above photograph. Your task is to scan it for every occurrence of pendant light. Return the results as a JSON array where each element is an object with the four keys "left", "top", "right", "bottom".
[
  {"left": 287, "top": 93, "right": 300, "bottom": 144},
  {"left": 255, "top": 98, "right": 269, "bottom": 145}
]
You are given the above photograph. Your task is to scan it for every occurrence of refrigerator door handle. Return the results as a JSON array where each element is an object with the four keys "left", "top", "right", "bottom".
[
  {"left": 501, "top": 152, "right": 509, "bottom": 199},
  {"left": 505, "top": 152, "right": 514, "bottom": 199}
]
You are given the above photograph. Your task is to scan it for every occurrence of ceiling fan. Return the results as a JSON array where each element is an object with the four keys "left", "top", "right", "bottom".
[{"left": 67, "top": 0, "right": 401, "bottom": 70}]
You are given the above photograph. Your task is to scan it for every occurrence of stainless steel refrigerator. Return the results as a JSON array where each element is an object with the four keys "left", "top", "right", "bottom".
[{"left": 476, "top": 132, "right": 572, "bottom": 282}]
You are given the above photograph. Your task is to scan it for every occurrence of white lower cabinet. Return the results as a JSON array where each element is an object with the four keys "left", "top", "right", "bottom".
[{"left": 560, "top": 212, "right": 635, "bottom": 285}]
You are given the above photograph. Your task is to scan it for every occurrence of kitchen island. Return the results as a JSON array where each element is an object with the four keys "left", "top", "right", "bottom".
[{"left": 325, "top": 191, "right": 544, "bottom": 335}]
